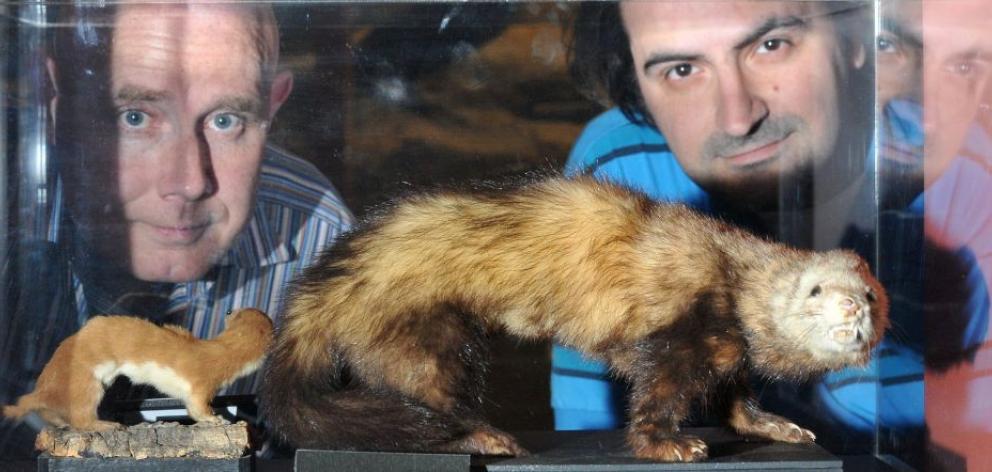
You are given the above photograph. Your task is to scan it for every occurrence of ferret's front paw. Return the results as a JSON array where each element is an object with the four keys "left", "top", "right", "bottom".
[
  {"left": 761, "top": 421, "right": 816, "bottom": 443},
  {"left": 730, "top": 409, "right": 816, "bottom": 444},
  {"left": 629, "top": 433, "right": 708, "bottom": 462}
]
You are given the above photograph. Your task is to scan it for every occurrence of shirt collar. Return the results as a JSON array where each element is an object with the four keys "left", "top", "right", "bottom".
[{"left": 217, "top": 200, "right": 296, "bottom": 268}]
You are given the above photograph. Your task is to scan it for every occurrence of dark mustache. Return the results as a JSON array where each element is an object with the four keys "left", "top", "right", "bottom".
[{"left": 702, "top": 115, "right": 803, "bottom": 159}]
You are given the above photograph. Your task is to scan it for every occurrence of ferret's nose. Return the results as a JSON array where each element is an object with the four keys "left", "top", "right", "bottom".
[{"left": 839, "top": 297, "right": 861, "bottom": 320}]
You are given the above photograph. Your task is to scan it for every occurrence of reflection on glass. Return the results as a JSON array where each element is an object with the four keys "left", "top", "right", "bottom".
[
  {"left": 0, "top": 0, "right": 990, "bottom": 468},
  {"left": 877, "top": 0, "right": 992, "bottom": 468},
  {"left": 877, "top": 0, "right": 992, "bottom": 469}
]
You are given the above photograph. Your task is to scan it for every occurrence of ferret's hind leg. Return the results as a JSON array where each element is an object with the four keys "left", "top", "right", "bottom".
[
  {"left": 440, "top": 423, "right": 529, "bottom": 457},
  {"left": 372, "top": 303, "right": 489, "bottom": 413},
  {"left": 371, "top": 303, "right": 527, "bottom": 455}
]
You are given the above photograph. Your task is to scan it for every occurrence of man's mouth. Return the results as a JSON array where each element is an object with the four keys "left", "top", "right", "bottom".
[
  {"left": 879, "top": 141, "right": 923, "bottom": 167},
  {"left": 147, "top": 222, "right": 210, "bottom": 245},
  {"left": 720, "top": 133, "right": 791, "bottom": 168}
]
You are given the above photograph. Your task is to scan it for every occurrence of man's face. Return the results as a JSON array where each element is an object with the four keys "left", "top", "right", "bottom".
[
  {"left": 60, "top": 4, "right": 288, "bottom": 282},
  {"left": 621, "top": 1, "right": 864, "bottom": 207},
  {"left": 879, "top": 1, "right": 992, "bottom": 187}
]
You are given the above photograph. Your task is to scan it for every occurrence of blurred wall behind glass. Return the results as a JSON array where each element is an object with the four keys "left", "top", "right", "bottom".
[{"left": 2, "top": 0, "right": 992, "bottom": 468}]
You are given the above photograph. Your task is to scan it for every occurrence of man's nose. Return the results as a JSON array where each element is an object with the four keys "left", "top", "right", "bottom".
[
  {"left": 157, "top": 131, "right": 216, "bottom": 201},
  {"left": 716, "top": 66, "right": 769, "bottom": 137}
]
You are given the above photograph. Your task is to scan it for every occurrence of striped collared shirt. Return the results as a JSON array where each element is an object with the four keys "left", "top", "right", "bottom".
[{"left": 50, "top": 145, "right": 353, "bottom": 392}]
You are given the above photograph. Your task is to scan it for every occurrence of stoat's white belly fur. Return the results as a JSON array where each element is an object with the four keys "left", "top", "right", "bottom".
[{"left": 92, "top": 361, "right": 192, "bottom": 400}]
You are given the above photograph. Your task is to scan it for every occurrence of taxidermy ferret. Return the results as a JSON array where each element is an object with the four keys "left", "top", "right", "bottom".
[
  {"left": 260, "top": 176, "right": 889, "bottom": 462},
  {"left": 3, "top": 308, "right": 273, "bottom": 432}
]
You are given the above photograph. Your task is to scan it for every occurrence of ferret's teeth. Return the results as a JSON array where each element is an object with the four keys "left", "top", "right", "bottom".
[{"left": 830, "top": 327, "right": 855, "bottom": 343}]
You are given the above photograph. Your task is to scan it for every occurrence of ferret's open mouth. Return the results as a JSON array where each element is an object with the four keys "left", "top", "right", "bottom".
[{"left": 827, "top": 323, "right": 868, "bottom": 351}]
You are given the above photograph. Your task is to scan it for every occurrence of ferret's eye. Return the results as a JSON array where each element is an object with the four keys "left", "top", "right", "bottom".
[
  {"left": 809, "top": 285, "right": 822, "bottom": 297},
  {"left": 866, "top": 289, "right": 877, "bottom": 303}
]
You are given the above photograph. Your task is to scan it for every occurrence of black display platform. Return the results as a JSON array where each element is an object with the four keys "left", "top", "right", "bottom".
[
  {"left": 38, "top": 454, "right": 252, "bottom": 472},
  {"left": 295, "top": 428, "right": 843, "bottom": 472},
  {"left": 296, "top": 449, "right": 470, "bottom": 472},
  {"left": 480, "top": 429, "right": 842, "bottom": 471}
]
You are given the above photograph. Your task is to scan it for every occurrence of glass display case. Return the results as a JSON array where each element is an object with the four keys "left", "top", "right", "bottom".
[{"left": 2, "top": 1, "right": 991, "bottom": 470}]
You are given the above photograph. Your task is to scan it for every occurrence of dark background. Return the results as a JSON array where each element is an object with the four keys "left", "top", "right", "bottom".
[{"left": 268, "top": 2, "right": 601, "bottom": 431}]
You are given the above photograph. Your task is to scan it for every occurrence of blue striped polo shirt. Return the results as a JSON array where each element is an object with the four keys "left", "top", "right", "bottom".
[{"left": 552, "top": 107, "right": 929, "bottom": 436}]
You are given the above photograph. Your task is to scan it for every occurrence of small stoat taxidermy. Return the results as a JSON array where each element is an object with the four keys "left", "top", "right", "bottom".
[
  {"left": 260, "top": 176, "right": 889, "bottom": 462},
  {"left": 3, "top": 308, "right": 273, "bottom": 432}
]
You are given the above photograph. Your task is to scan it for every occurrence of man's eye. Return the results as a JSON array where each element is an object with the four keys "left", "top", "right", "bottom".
[
  {"left": 208, "top": 113, "right": 243, "bottom": 131},
  {"left": 877, "top": 35, "right": 897, "bottom": 54},
  {"left": 757, "top": 38, "right": 787, "bottom": 53},
  {"left": 119, "top": 110, "right": 149, "bottom": 129},
  {"left": 665, "top": 63, "right": 695, "bottom": 80},
  {"left": 952, "top": 61, "right": 975, "bottom": 76}
]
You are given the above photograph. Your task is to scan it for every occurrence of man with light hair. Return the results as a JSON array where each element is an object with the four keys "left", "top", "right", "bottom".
[{"left": 1, "top": 1, "right": 352, "bottom": 457}]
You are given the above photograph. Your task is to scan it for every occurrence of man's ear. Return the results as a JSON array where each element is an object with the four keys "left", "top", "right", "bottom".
[
  {"left": 46, "top": 57, "right": 59, "bottom": 122},
  {"left": 267, "top": 70, "right": 294, "bottom": 121},
  {"left": 852, "top": 39, "right": 866, "bottom": 70}
]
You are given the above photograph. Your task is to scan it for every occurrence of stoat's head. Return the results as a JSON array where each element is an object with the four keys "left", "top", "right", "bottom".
[
  {"left": 772, "top": 250, "right": 889, "bottom": 371},
  {"left": 224, "top": 308, "right": 275, "bottom": 344}
]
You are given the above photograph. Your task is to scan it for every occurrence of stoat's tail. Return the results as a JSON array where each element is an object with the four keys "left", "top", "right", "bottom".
[
  {"left": 2, "top": 394, "right": 37, "bottom": 420},
  {"left": 3, "top": 404, "right": 26, "bottom": 420},
  {"left": 259, "top": 322, "right": 472, "bottom": 452}
]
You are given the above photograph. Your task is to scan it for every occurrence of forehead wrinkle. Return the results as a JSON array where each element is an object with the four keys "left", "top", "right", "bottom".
[
  {"left": 117, "top": 4, "right": 264, "bottom": 117},
  {"left": 180, "top": 5, "right": 268, "bottom": 104},
  {"left": 111, "top": 6, "right": 189, "bottom": 106}
]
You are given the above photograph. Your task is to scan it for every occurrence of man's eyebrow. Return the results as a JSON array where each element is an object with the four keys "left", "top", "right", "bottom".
[
  {"left": 881, "top": 18, "right": 922, "bottom": 50},
  {"left": 207, "top": 96, "right": 266, "bottom": 117},
  {"left": 642, "top": 52, "right": 702, "bottom": 72},
  {"left": 114, "top": 86, "right": 169, "bottom": 103},
  {"left": 950, "top": 48, "right": 992, "bottom": 65},
  {"left": 640, "top": 15, "right": 809, "bottom": 73},
  {"left": 733, "top": 15, "right": 809, "bottom": 51}
]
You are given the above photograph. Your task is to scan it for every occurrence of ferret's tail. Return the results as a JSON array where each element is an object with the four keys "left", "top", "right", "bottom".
[{"left": 259, "top": 327, "right": 472, "bottom": 452}]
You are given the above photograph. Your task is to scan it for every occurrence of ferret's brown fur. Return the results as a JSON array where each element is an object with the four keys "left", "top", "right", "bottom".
[
  {"left": 3, "top": 308, "right": 273, "bottom": 431},
  {"left": 261, "top": 176, "right": 888, "bottom": 462}
]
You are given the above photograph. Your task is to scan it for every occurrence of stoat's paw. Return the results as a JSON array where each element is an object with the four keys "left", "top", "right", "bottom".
[
  {"left": 76, "top": 420, "right": 125, "bottom": 432},
  {"left": 194, "top": 415, "right": 228, "bottom": 426},
  {"left": 630, "top": 434, "right": 708, "bottom": 462}
]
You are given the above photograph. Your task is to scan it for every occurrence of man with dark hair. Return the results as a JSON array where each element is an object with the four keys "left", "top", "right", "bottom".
[{"left": 554, "top": 0, "right": 880, "bottom": 450}]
